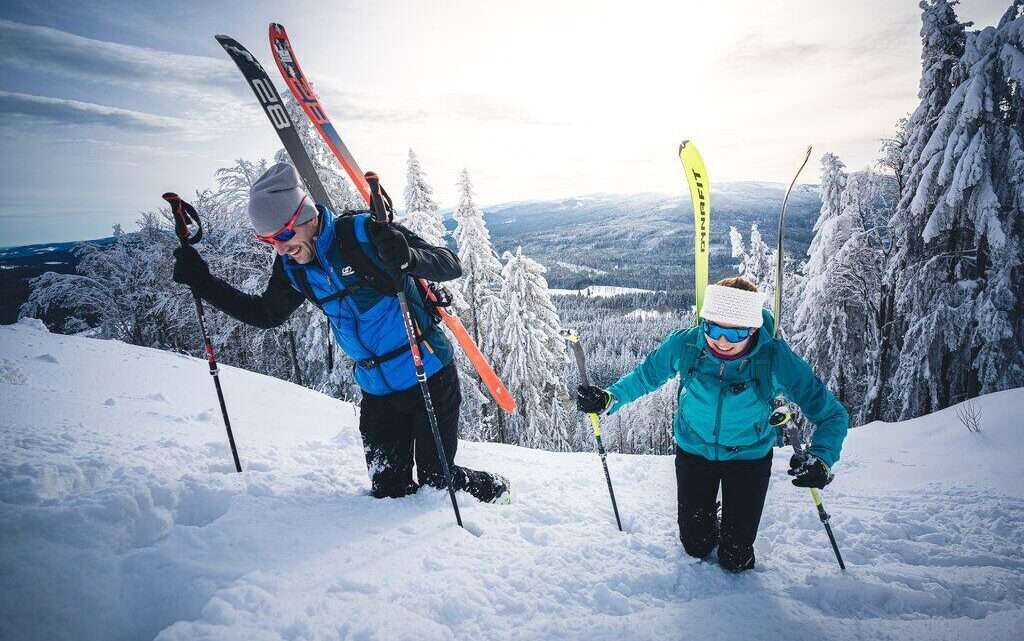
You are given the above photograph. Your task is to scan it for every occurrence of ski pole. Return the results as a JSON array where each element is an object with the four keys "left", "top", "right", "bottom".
[
  {"left": 162, "top": 193, "right": 242, "bottom": 473},
  {"left": 560, "top": 329, "right": 623, "bottom": 531},
  {"left": 365, "top": 172, "right": 463, "bottom": 529},
  {"left": 769, "top": 406, "right": 845, "bottom": 570}
]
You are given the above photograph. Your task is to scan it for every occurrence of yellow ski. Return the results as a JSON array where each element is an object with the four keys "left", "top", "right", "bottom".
[{"left": 679, "top": 140, "right": 710, "bottom": 320}]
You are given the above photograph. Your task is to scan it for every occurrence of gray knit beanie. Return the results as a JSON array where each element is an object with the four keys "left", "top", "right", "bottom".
[{"left": 248, "top": 163, "right": 318, "bottom": 236}]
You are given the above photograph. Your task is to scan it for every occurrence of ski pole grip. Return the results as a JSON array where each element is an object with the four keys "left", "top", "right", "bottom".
[
  {"left": 364, "top": 172, "right": 388, "bottom": 224},
  {"left": 162, "top": 192, "right": 203, "bottom": 245}
]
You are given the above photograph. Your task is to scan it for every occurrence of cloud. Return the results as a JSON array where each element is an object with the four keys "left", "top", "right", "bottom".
[
  {"left": 0, "top": 18, "right": 242, "bottom": 101},
  {"left": 0, "top": 91, "right": 185, "bottom": 132},
  {"left": 315, "top": 82, "right": 564, "bottom": 127},
  {"left": 723, "top": 40, "right": 827, "bottom": 68}
]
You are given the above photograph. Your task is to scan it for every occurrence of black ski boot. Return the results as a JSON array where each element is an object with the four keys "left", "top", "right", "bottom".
[
  {"left": 717, "top": 541, "right": 756, "bottom": 573},
  {"left": 452, "top": 467, "right": 512, "bottom": 504}
]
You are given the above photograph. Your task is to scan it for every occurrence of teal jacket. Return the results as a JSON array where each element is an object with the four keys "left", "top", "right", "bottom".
[{"left": 607, "top": 309, "right": 849, "bottom": 466}]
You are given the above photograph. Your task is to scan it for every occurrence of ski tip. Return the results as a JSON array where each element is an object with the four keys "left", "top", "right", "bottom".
[
  {"left": 679, "top": 139, "right": 692, "bottom": 152},
  {"left": 214, "top": 34, "right": 231, "bottom": 42},
  {"left": 161, "top": 192, "right": 180, "bottom": 202},
  {"left": 270, "top": 22, "right": 285, "bottom": 34}
]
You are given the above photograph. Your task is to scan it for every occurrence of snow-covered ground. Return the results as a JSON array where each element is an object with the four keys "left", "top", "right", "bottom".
[
  {"left": 624, "top": 308, "right": 672, "bottom": 321},
  {"left": 553, "top": 261, "right": 609, "bottom": 277},
  {"left": 550, "top": 285, "right": 664, "bottom": 298},
  {"left": 1, "top": 318, "right": 1022, "bottom": 641}
]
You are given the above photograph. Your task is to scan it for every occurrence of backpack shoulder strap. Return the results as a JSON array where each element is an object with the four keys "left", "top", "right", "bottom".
[
  {"left": 677, "top": 332, "right": 704, "bottom": 390},
  {"left": 750, "top": 341, "right": 777, "bottom": 405},
  {"left": 291, "top": 267, "right": 355, "bottom": 312},
  {"left": 336, "top": 213, "right": 398, "bottom": 294}
]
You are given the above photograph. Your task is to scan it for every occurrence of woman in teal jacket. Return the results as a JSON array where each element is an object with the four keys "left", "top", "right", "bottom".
[{"left": 577, "top": 277, "right": 849, "bottom": 572}]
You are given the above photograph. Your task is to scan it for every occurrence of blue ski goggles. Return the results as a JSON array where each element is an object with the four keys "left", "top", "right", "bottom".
[{"left": 702, "top": 320, "right": 753, "bottom": 343}]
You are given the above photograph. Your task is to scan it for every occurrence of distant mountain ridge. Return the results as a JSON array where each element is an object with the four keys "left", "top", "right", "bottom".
[
  {"left": 1, "top": 182, "right": 822, "bottom": 324},
  {"left": 466, "top": 182, "right": 822, "bottom": 295}
]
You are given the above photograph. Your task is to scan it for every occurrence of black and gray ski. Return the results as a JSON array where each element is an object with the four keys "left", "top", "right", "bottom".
[{"left": 214, "top": 35, "right": 334, "bottom": 210}]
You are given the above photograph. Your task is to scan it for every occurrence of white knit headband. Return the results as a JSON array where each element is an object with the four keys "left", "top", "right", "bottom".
[{"left": 700, "top": 284, "right": 765, "bottom": 328}]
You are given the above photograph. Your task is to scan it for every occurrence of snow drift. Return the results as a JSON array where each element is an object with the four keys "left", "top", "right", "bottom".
[{"left": 1, "top": 318, "right": 1022, "bottom": 641}]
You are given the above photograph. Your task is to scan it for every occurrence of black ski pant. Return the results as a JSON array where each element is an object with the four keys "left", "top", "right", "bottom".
[
  {"left": 675, "top": 447, "right": 773, "bottom": 571},
  {"left": 359, "top": 362, "right": 501, "bottom": 502}
]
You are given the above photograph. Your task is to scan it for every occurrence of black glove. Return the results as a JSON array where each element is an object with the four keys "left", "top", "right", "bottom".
[
  {"left": 788, "top": 454, "right": 834, "bottom": 489},
  {"left": 172, "top": 245, "right": 210, "bottom": 287},
  {"left": 577, "top": 385, "right": 613, "bottom": 414},
  {"left": 369, "top": 223, "right": 413, "bottom": 272}
]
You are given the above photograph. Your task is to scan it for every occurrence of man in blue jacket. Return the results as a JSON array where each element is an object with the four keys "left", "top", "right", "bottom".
[
  {"left": 577, "top": 277, "right": 848, "bottom": 571},
  {"left": 172, "top": 163, "right": 509, "bottom": 504}
]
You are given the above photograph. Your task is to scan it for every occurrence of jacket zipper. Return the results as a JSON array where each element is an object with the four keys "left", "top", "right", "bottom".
[
  {"left": 316, "top": 236, "right": 397, "bottom": 395},
  {"left": 713, "top": 362, "right": 725, "bottom": 461}
]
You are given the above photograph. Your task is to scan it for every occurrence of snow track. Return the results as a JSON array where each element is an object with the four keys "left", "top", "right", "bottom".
[{"left": 1, "top": 319, "right": 1022, "bottom": 641}]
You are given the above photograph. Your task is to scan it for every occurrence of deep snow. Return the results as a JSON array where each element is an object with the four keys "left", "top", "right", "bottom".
[{"left": 1, "top": 318, "right": 1022, "bottom": 641}]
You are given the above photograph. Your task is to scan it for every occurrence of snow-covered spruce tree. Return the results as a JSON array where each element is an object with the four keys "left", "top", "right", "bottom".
[
  {"left": 399, "top": 148, "right": 447, "bottom": 246},
  {"left": 792, "top": 154, "right": 856, "bottom": 404},
  {"left": 887, "top": 3, "right": 1024, "bottom": 418},
  {"left": 881, "top": 0, "right": 970, "bottom": 418},
  {"left": 729, "top": 223, "right": 805, "bottom": 337},
  {"left": 452, "top": 169, "right": 505, "bottom": 343},
  {"left": 450, "top": 168, "right": 508, "bottom": 440},
  {"left": 393, "top": 152, "right": 492, "bottom": 435},
  {"left": 397, "top": 154, "right": 487, "bottom": 437},
  {"left": 21, "top": 215, "right": 175, "bottom": 346},
  {"left": 826, "top": 170, "right": 891, "bottom": 423},
  {"left": 789, "top": 160, "right": 893, "bottom": 424},
  {"left": 498, "top": 247, "right": 572, "bottom": 450},
  {"left": 474, "top": 287, "right": 510, "bottom": 442},
  {"left": 729, "top": 223, "right": 775, "bottom": 296},
  {"left": 879, "top": 116, "right": 910, "bottom": 195}
]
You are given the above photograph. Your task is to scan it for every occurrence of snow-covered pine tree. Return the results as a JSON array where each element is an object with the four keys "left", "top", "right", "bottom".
[
  {"left": 399, "top": 148, "right": 446, "bottom": 246},
  {"left": 879, "top": 117, "right": 910, "bottom": 194},
  {"left": 448, "top": 169, "right": 508, "bottom": 440},
  {"left": 729, "top": 223, "right": 775, "bottom": 295},
  {"left": 451, "top": 170, "right": 505, "bottom": 344},
  {"left": 498, "top": 247, "right": 572, "bottom": 450},
  {"left": 887, "top": 2, "right": 1024, "bottom": 418},
  {"left": 792, "top": 154, "right": 855, "bottom": 403},
  {"left": 828, "top": 170, "right": 891, "bottom": 422},
  {"left": 881, "top": 0, "right": 970, "bottom": 418}
]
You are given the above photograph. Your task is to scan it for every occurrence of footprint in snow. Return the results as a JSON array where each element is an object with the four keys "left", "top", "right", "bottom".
[{"left": 0, "top": 359, "right": 27, "bottom": 385}]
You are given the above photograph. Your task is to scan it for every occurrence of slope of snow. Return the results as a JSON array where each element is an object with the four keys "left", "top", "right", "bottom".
[{"left": 1, "top": 319, "right": 1022, "bottom": 641}]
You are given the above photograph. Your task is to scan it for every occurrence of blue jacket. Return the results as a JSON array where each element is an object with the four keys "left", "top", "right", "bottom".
[
  {"left": 607, "top": 309, "right": 849, "bottom": 466},
  {"left": 280, "top": 210, "right": 454, "bottom": 395},
  {"left": 191, "top": 208, "right": 458, "bottom": 396}
]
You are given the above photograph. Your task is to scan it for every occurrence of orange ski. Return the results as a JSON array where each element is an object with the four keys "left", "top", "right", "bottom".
[{"left": 270, "top": 23, "right": 516, "bottom": 414}]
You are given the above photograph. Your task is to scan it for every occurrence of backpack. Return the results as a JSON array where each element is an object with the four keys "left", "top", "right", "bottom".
[{"left": 291, "top": 210, "right": 452, "bottom": 324}]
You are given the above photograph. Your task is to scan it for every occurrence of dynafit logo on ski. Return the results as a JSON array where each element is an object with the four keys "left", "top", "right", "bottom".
[{"left": 692, "top": 169, "right": 708, "bottom": 252}]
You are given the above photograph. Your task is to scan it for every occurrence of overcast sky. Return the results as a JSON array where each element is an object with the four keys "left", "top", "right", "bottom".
[{"left": 0, "top": 0, "right": 1012, "bottom": 246}]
